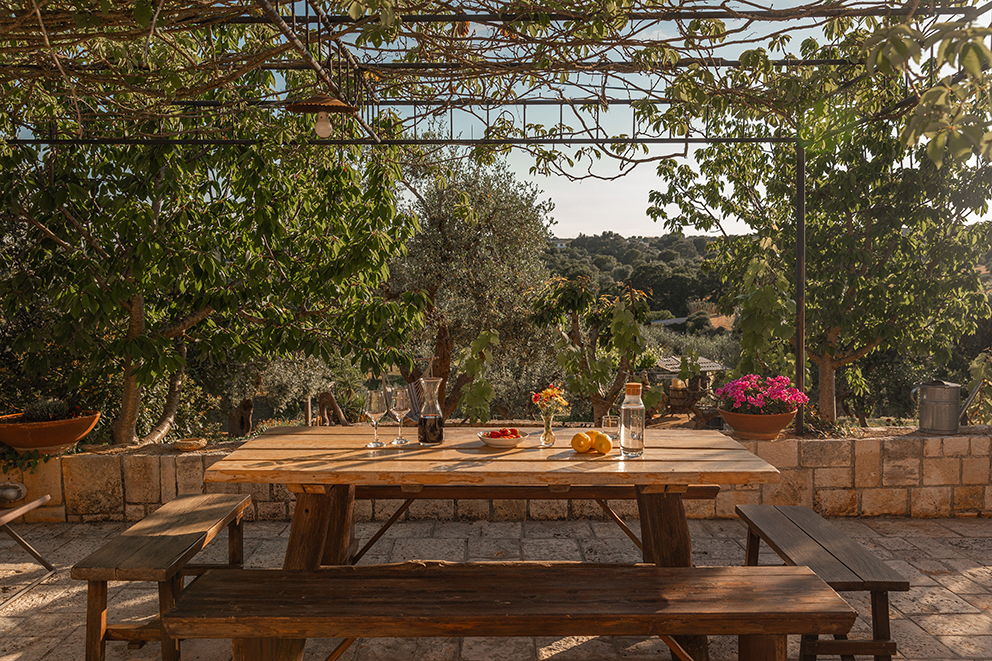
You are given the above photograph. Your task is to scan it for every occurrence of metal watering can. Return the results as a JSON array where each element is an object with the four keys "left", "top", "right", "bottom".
[{"left": 911, "top": 380, "right": 960, "bottom": 435}]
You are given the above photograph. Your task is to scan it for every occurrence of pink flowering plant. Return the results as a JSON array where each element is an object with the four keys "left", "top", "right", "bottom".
[{"left": 714, "top": 375, "right": 809, "bottom": 415}]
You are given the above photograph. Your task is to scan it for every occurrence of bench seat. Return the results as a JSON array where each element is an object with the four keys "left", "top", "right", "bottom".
[
  {"left": 736, "top": 504, "right": 909, "bottom": 661},
  {"left": 163, "top": 561, "right": 856, "bottom": 661},
  {"left": 72, "top": 493, "right": 252, "bottom": 661}
]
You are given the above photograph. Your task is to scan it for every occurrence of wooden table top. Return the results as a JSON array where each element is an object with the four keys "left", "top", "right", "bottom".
[{"left": 205, "top": 426, "right": 780, "bottom": 489}]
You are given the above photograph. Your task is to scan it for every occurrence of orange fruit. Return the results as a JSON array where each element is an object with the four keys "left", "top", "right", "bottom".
[
  {"left": 570, "top": 432, "right": 593, "bottom": 453},
  {"left": 590, "top": 432, "right": 612, "bottom": 455}
]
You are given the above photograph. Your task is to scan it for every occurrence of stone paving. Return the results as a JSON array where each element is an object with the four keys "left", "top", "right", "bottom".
[{"left": 2, "top": 516, "right": 992, "bottom": 660}]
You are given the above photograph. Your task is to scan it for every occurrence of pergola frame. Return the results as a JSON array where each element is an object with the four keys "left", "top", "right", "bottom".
[{"left": 4, "top": 1, "right": 987, "bottom": 432}]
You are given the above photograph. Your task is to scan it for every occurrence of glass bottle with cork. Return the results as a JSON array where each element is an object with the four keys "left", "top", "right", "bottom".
[{"left": 620, "top": 382, "right": 645, "bottom": 458}]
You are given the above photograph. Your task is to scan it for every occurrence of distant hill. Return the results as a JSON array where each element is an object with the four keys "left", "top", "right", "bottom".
[{"left": 542, "top": 231, "right": 725, "bottom": 317}]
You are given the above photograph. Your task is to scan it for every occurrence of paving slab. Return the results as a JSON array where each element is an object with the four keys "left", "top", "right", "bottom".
[{"left": 2, "top": 516, "right": 990, "bottom": 660}]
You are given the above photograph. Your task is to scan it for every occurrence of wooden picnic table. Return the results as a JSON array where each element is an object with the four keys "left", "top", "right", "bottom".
[{"left": 204, "top": 425, "right": 781, "bottom": 661}]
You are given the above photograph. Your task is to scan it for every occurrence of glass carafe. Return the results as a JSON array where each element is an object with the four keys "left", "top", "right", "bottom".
[{"left": 417, "top": 377, "right": 444, "bottom": 446}]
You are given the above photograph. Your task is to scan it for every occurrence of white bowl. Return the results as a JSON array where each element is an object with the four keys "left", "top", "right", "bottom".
[{"left": 478, "top": 431, "right": 528, "bottom": 448}]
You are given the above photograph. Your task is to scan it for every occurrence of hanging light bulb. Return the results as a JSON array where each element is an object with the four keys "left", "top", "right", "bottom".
[
  {"left": 314, "top": 111, "right": 332, "bottom": 138},
  {"left": 285, "top": 94, "right": 358, "bottom": 139}
]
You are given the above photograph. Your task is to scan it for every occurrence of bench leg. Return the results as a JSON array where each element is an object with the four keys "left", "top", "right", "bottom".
[
  {"left": 159, "top": 574, "right": 182, "bottom": 661},
  {"left": 229, "top": 516, "right": 245, "bottom": 567},
  {"left": 871, "top": 590, "right": 893, "bottom": 661},
  {"left": 85, "top": 580, "right": 107, "bottom": 661},
  {"left": 636, "top": 488, "right": 709, "bottom": 661},
  {"left": 744, "top": 528, "right": 761, "bottom": 566},
  {"left": 739, "top": 634, "right": 787, "bottom": 661}
]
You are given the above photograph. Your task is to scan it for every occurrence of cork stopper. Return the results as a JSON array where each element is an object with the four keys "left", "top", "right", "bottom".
[{"left": 625, "top": 383, "right": 642, "bottom": 396}]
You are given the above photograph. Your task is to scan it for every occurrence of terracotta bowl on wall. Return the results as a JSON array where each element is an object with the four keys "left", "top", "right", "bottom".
[{"left": 0, "top": 411, "right": 101, "bottom": 455}]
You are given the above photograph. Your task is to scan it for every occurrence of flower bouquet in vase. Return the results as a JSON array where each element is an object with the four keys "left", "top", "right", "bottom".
[
  {"left": 715, "top": 375, "right": 809, "bottom": 440},
  {"left": 531, "top": 384, "right": 569, "bottom": 447}
]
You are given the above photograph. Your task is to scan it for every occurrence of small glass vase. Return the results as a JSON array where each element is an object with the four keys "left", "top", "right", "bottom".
[{"left": 540, "top": 413, "right": 556, "bottom": 447}]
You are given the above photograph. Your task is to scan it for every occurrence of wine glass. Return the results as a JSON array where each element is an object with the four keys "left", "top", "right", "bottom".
[
  {"left": 364, "top": 390, "right": 388, "bottom": 448},
  {"left": 389, "top": 387, "right": 412, "bottom": 445}
]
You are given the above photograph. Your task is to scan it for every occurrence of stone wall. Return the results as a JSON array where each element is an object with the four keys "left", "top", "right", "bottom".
[{"left": 2, "top": 427, "right": 990, "bottom": 523}]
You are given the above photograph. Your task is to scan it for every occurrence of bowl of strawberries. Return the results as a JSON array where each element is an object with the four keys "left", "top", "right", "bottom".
[{"left": 478, "top": 428, "right": 528, "bottom": 448}]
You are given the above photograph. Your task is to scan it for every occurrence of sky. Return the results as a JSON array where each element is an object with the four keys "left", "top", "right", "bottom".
[{"left": 508, "top": 149, "right": 752, "bottom": 239}]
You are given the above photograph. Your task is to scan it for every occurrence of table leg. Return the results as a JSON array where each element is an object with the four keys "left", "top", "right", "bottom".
[
  {"left": 635, "top": 487, "right": 710, "bottom": 661},
  {"left": 234, "top": 488, "right": 338, "bottom": 661},
  {"left": 321, "top": 484, "right": 355, "bottom": 566}
]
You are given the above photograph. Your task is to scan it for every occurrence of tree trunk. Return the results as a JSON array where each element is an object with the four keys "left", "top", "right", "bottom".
[
  {"left": 592, "top": 398, "right": 611, "bottom": 428},
  {"left": 228, "top": 399, "right": 254, "bottom": 437},
  {"left": 818, "top": 360, "right": 837, "bottom": 423},
  {"left": 318, "top": 389, "right": 350, "bottom": 426},
  {"left": 138, "top": 342, "right": 187, "bottom": 446},
  {"left": 112, "top": 294, "right": 146, "bottom": 445},
  {"left": 303, "top": 398, "right": 312, "bottom": 426}
]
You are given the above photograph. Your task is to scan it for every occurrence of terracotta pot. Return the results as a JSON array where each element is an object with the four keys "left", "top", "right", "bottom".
[
  {"left": 717, "top": 408, "right": 796, "bottom": 441},
  {"left": 0, "top": 411, "right": 101, "bottom": 455}
]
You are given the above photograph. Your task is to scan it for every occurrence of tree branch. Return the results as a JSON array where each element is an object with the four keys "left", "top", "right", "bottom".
[{"left": 158, "top": 305, "right": 214, "bottom": 338}]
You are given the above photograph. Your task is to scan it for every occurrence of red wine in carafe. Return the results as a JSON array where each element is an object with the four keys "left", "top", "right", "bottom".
[{"left": 418, "top": 415, "right": 444, "bottom": 446}]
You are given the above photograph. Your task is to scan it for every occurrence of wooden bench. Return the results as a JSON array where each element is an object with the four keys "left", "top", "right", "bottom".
[
  {"left": 736, "top": 504, "right": 910, "bottom": 661},
  {"left": 71, "top": 493, "right": 252, "bottom": 661},
  {"left": 162, "top": 561, "right": 856, "bottom": 661},
  {"left": 1, "top": 494, "right": 57, "bottom": 610}
]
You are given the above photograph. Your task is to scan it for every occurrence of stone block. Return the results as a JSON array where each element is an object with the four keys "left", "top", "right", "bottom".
[
  {"left": 953, "top": 486, "right": 984, "bottom": 512},
  {"left": 714, "top": 489, "right": 759, "bottom": 518},
  {"left": 985, "top": 488, "right": 992, "bottom": 514},
  {"left": 238, "top": 482, "right": 272, "bottom": 503},
  {"left": 800, "top": 439, "right": 852, "bottom": 468},
  {"left": 492, "top": 499, "right": 526, "bottom": 520},
  {"left": 569, "top": 499, "right": 605, "bottom": 520},
  {"left": 122, "top": 455, "right": 160, "bottom": 503},
  {"left": 910, "top": 486, "right": 953, "bottom": 517},
  {"left": 815, "top": 489, "right": 858, "bottom": 516},
  {"left": 82, "top": 512, "right": 122, "bottom": 522},
  {"left": 408, "top": 499, "right": 455, "bottom": 520},
  {"left": 607, "top": 500, "right": 639, "bottom": 519},
  {"left": 0, "top": 465, "right": 22, "bottom": 483},
  {"left": 882, "top": 457, "right": 920, "bottom": 486},
  {"left": 755, "top": 439, "right": 798, "bottom": 468},
  {"left": 683, "top": 498, "right": 715, "bottom": 519},
  {"left": 528, "top": 499, "right": 568, "bottom": 520},
  {"left": 815, "top": 467, "right": 853, "bottom": 488},
  {"left": 923, "top": 457, "right": 960, "bottom": 486},
  {"left": 943, "top": 437, "right": 971, "bottom": 457},
  {"left": 21, "top": 458, "right": 63, "bottom": 506},
  {"left": 256, "top": 501, "right": 288, "bottom": 520},
  {"left": 353, "top": 499, "right": 373, "bottom": 522},
  {"left": 203, "top": 481, "right": 239, "bottom": 494},
  {"left": 62, "top": 453, "right": 123, "bottom": 518},
  {"left": 22, "top": 505, "right": 65, "bottom": 523},
  {"left": 962, "top": 457, "right": 991, "bottom": 485},
  {"left": 854, "top": 439, "right": 881, "bottom": 488},
  {"left": 972, "top": 437, "right": 990, "bottom": 456},
  {"left": 272, "top": 482, "right": 294, "bottom": 502},
  {"left": 454, "top": 499, "right": 490, "bottom": 520},
  {"left": 760, "top": 468, "right": 812, "bottom": 507},
  {"left": 175, "top": 454, "right": 204, "bottom": 495},
  {"left": 883, "top": 437, "right": 924, "bottom": 461},
  {"left": 160, "top": 455, "right": 177, "bottom": 503},
  {"left": 202, "top": 454, "right": 224, "bottom": 470},
  {"left": 373, "top": 499, "right": 408, "bottom": 521},
  {"left": 861, "top": 488, "right": 908, "bottom": 516},
  {"left": 924, "top": 438, "right": 942, "bottom": 457},
  {"left": 125, "top": 504, "right": 146, "bottom": 521}
]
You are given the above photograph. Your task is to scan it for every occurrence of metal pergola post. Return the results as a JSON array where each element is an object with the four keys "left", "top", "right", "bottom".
[{"left": 795, "top": 143, "right": 807, "bottom": 434}]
